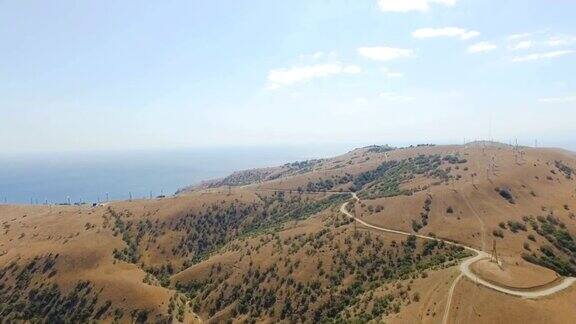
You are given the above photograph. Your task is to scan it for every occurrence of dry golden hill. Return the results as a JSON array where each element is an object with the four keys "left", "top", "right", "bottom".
[{"left": 1, "top": 142, "right": 576, "bottom": 323}]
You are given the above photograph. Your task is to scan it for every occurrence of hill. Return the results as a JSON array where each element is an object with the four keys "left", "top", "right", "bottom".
[{"left": 1, "top": 143, "right": 576, "bottom": 323}]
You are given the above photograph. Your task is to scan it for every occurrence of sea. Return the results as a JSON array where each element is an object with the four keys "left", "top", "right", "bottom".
[
  {"left": 0, "top": 144, "right": 358, "bottom": 205},
  {"left": 2, "top": 140, "right": 574, "bottom": 205}
]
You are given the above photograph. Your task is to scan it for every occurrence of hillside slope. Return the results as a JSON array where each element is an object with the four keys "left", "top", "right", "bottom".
[{"left": 1, "top": 143, "right": 576, "bottom": 323}]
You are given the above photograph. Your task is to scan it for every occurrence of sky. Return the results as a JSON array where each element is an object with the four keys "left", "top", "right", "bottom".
[{"left": 1, "top": 0, "right": 575, "bottom": 154}]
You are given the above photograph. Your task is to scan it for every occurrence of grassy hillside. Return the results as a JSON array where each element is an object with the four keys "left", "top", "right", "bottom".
[{"left": 1, "top": 143, "right": 576, "bottom": 323}]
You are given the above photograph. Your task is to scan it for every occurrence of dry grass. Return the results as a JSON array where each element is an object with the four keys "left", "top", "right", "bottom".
[{"left": 1, "top": 143, "right": 576, "bottom": 322}]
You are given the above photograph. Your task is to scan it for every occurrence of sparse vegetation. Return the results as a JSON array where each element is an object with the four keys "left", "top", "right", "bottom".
[
  {"left": 354, "top": 155, "right": 451, "bottom": 199},
  {"left": 4, "top": 144, "right": 576, "bottom": 323},
  {"left": 554, "top": 161, "right": 573, "bottom": 179},
  {"left": 175, "top": 227, "right": 470, "bottom": 322},
  {"left": 521, "top": 214, "right": 576, "bottom": 276}
]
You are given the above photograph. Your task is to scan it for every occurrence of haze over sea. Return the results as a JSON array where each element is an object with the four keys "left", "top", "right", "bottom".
[
  {"left": 0, "top": 144, "right": 359, "bottom": 205},
  {"left": 1, "top": 140, "right": 574, "bottom": 205}
]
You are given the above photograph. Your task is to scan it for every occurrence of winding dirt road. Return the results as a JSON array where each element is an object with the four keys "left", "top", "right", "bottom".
[
  {"left": 251, "top": 188, "right": 575, "bottom": 316},
  {"left": 338, "top": 192, "right": 576, "bottom": 322}
]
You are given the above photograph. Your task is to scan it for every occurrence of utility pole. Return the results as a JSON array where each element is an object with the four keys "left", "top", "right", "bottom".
[{"left": 129, "top": 191, "right": 132, "bottom": 202}]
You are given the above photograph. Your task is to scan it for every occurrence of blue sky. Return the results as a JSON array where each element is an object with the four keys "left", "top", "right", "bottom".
[{"left": 1, "top": 0, "right": 575, "bottom": 153}]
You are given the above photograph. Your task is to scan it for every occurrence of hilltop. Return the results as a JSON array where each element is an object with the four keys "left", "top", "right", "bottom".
[{"left": 1, "top": 143, "right": 576, "bottom": 323}]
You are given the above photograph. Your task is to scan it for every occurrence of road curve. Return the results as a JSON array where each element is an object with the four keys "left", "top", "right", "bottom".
[{"left": 340, "top": 192, "right": 576, "bottom": 299}]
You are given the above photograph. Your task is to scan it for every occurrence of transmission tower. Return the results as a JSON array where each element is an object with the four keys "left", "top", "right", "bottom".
[{"left": 490, "top": 239, "right": 501, "bottom": 267}]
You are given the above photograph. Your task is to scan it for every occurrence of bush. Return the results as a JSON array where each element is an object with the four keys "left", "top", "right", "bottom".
[
  {"left": 492, "top": 229, "right": 504, "bottom": 238},
  {"left": 507, "top": 220, "right": 527, "bottom": 233},
  {"left": 496, "top": 188, "right": 515, "bottom": 204},
  {"left": 411, "top": 220, "right": 423, "bottom": 232}
]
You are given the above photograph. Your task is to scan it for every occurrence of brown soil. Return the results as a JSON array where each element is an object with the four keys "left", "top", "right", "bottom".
[{"left": 470, "top": 257, "right": 559, "bottom": 289}]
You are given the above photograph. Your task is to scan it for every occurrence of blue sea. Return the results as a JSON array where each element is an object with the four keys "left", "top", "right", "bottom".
[
  {"left": 0, "top": 145, "right": 358, "bottom": 205},
  {"left": 2, "top": 140, "right": 573, "bottom": 205}
]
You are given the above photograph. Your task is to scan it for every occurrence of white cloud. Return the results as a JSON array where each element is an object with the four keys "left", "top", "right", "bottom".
[
  {"left": 546, "top": 35, "right": 576, "bottom": 47},
  {"left": 380, "top": 67, "right": 404, "bottom": 78},
  {"left": 380, "top": 92, "right": 414, "bottom": 102},
  {"left": 468, "top": 42, "right": 497, "bottom": 53},
  {"left": 512, "top": 50, "right": 573, "bottom": 62},
  {"left": 538, "top": 96, "right": 576, "bottom": 103},
  {"left": 508, "top": 40, "right": 533, "bottom": 51},
  {"left": 412, "top": 27, "right": 480, "bottom": 40},
  {"left": 377, "top": 0, "right": 457, "bottom": 12},
  {"left": 266, "top": 63, "right": 361, "bottom": 88},
  {"left": 358, "top": 46, "right": 415, "bottom": 61},
  {"left": 506, "top": 33, "right": 575, "bottom": 50}
]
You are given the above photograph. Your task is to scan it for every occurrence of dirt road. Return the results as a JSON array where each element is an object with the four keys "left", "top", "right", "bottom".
[{"left": 340, "top": 193, "right": 575, "bottom": 298}]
